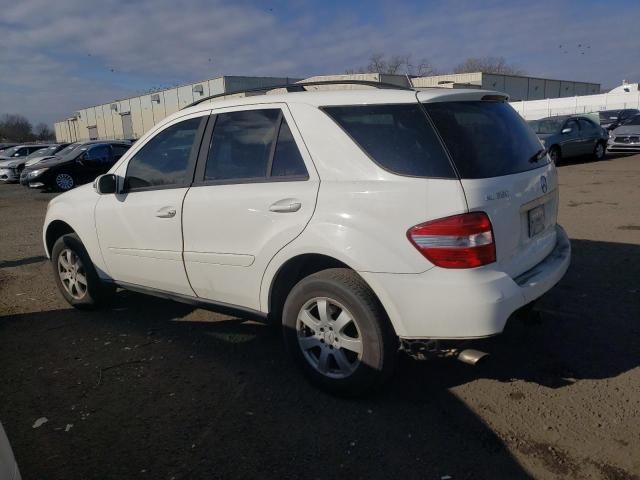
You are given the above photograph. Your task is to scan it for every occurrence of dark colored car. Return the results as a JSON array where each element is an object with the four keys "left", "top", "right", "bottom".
[
  {"left": 598, "top": 109, "right": 640, "bottom": 130},
  {"left": 527, "top": 115, "right": 608, "bottom": 164},
  {"left": 22, "top": 141, "right": 131, "bottom": 191}
]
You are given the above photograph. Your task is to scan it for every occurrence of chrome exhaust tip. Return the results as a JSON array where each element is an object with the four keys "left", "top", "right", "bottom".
[{"left": 457, "top": 349, "right": 489, "bottom": 366}]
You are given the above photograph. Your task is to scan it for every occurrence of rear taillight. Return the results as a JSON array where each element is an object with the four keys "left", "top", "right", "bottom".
[{"left": 407, "top": 212, "right": 496, "bottom": 269}]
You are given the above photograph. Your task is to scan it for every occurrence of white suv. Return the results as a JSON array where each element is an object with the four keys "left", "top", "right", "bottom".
[{"left": 43, "top": 84, "right": 571, "bottom": 395}]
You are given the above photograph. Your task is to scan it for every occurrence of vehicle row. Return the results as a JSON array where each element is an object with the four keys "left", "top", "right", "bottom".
[
  {"left": 0, "top": 141, "right": 133, "bottom": 191},
  {"left": 526, "top": 109, "right": 640, "bottom": 163}
]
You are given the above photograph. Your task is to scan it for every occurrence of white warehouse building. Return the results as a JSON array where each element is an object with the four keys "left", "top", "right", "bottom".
[
  {"left": 54, "top": 76, "right": 300, "bottom": 143},
  {"left": 412, "top": 72, "right": 600, "bottom": 101},
  {"left": 54, "top": 72, "right": 602, "bottom": 142}
]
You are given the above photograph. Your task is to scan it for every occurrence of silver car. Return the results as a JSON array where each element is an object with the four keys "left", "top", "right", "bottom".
[
  {"left": 607, "top": 114, "right": 640, "bottom": 153},
  {"left": 0, "top": 144, "right": 56, "bottom": 183}
]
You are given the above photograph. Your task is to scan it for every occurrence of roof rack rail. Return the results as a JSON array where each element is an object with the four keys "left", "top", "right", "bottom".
[{"left": 182, "top": 79, "right": 414, "bottom": 110}]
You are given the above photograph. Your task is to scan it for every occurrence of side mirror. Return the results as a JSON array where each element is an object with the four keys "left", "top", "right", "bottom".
[
  {"left": 94, "top": 173, "right": 118, "bottom": 194},
  {"left": 561, "top": 127, "right": 572, "bottom": 134}
]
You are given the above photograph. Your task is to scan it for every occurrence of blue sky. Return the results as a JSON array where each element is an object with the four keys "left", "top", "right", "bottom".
[{"left": 1, "top": 0, "right": 639, "bottom": 125}]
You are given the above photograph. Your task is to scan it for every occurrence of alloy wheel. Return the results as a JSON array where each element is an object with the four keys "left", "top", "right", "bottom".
[
  {"left": 296, "top": 297, "right": 363, "bottom": 379},
  {"left": 58, "top": 248, "right": 87, "bottom": 300},
  {"left": 55, "top": 173, "right": 74, "bottom": 190}
]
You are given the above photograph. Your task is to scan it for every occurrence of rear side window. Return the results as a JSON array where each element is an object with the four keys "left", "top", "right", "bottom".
[
  {"left": 323, "top": 104, "right": 455, "bottom": 178},
  {"left": 126, "top": 117, "right": 202, "bottom": 190},
  {"left": 205, "top": 109, "right": 279, "bottom": 181},
  {"left": 271, "top": 120, "right": 307, "bottom": 177},
  {"left": 203, "top": 109, "right": 308, "bottom": 182},
  {"left": 424, "top": 101, "right": 548, "bottom": 179}
]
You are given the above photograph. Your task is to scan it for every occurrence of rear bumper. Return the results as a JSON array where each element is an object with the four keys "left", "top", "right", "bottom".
[{"left": 360, "top": 225, "right": 571, "bottom": 339}]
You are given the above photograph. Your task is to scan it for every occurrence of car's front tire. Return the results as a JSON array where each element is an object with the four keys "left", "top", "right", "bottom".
[
  {"left": 54, "top": 172, "right": 75, "bottom": 191},
  {"left": 282, "top": 268, "right": 397, "bottom": 396},
  {"left": 51, "top": 233, "right": 115, "bottom": 309}
]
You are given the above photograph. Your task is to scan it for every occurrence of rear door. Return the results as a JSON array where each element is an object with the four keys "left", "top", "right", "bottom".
[
  {"left": 577, "top": 118, "right": 601, "bottom": 155},
  {"left": 181, "top": 104, "right": 319, "bottom": 310},
  {"left": 557, "top": 119, "right": 581, "bottom": 158},
  {"left": 422, "top": 97, "right": 559, "bottom": 278}
]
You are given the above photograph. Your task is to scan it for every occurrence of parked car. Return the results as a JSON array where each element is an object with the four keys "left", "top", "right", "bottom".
[
  {"left": 0, "top": 143, "right": 19, "bottom": 152},
  {"left": 21, "top": 143, "right": 71, "bottom": 167},
  {"left": 598, "top": 109, "right": 640, "bottom": 130},
  {"left": 607, "top": 114, "right": 640, "bottom": 153},
  {"left": 0, "top": 144, "right": 54, "bottom": 182},
  {"left": 43, "top": 86, "right": 570, "bottom": 395},
  {"left": 0, "top": 144, "right": 70, "bottom": 183},
  {"left": 527, "top": 115, "right": 608, "bottom": 164},
  {"left": 22, "top": 141, "right": 131, "bottom": 191},
  {"left": 0, "top": 422, "right": 20, "bottom": 480},
  {"left": 20, "top": 143, "right": 83, "bottom": 185}
]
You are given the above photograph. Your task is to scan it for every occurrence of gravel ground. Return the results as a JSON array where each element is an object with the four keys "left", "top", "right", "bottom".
[{"left": 1, "top": 154, "right": 639, "bottom": 480}]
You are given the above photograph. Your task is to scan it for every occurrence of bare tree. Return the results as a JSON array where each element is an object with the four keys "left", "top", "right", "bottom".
[
  {"left": 347, "top": 52, "right": 438, "bottom": 76},
  {"left": 35, "top": 122, "right": 55, "bottom": 141},
  {"left": 453, "top": 56, "right": 525, "bottom": 75},
  {"left": 0, "top": 114, "right": 34, "bottom": 142}
]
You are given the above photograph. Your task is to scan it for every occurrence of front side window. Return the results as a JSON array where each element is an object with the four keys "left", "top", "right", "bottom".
[
  {"left": 112, "top": 144, "right": 130, "bottom": 159},
  {"left": 565, "top": 119, "right": 580, "bottom": 132},
  {"left": 323, "top": 104, "right": 455, "bottom": 178},
  {"left": 578, "top": 118, "right": 597, "bottom": 133},
  {"left": 126, "top": 117, "right": 202, "bottom": 190},
  {"left": 204, "top": 109, "right": 307, "bottom": 182},
  {"left": 85, "top": 144, "right": 112, "bottom": 163}
]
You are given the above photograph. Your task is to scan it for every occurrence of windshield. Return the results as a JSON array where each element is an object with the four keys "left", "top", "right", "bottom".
[
  {"left": 423, "top": 101, "right": 549, "bottom": 179},
  {"left": 25, "top": 146, "right": 56, "bottom": 159},
  {"left": 622, "top": 115, "right": 640, "bottom": 126},
  {"left": 53, "top": 143, "right": 79, "bottom": 157},
  {"left": 527, "top": 118, "right": 565, "bottom": 134},
  {"left": 1, "top": 146, "right": 21, "bottom": 157},
  {"left": 599, "top": 110, "right": 620, "bottom": 122}
]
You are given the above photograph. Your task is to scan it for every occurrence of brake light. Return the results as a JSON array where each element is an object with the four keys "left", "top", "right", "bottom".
[{"left": 407, "top": 212, "right": 496, "bottom": 268}]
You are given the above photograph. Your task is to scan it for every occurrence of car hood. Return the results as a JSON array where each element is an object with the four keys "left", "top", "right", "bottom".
[
  {"left": 25, "top": 155, "right": 56, "bottom": 166},
  {"left": 0, "top": 158, "right": 20, "bottom": 167},
  {"left": 30, "top": 155, "right": 74, "bottom": 169},
  {"left": 612, "top": 125, "right": 640, "bottom": 135}
]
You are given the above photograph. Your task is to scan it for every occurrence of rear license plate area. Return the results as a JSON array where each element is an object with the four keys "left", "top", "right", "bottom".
[{"left": 528, "top": 205, "right": 545, "bottom": 237}]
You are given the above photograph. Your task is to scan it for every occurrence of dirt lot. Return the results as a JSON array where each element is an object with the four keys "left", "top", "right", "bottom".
[{"left": 1, "top": 154, "right": 639, "bottom": 480}]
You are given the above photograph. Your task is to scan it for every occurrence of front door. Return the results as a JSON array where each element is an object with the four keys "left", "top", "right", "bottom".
[
  {"left": 182, "top": 105, "right": 319, "bottom": 310},
  {"left": 560, "top": 118, "right": 582, "bottom": 158},
  {"left": 95, "top": 113, "right": 208, "bottom": 295}
]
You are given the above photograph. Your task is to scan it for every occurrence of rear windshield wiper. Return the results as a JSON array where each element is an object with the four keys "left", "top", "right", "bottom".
[{"left": 528, "top": 148, "right": 547, "bottom": 163}]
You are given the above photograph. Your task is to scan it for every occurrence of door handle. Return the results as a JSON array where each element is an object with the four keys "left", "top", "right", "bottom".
[
  {"left": 269, "top": 200, "right": 301, "bottom": 213},
  {"left": 156, "top": 207, "right": 177, "bottom": 218}
]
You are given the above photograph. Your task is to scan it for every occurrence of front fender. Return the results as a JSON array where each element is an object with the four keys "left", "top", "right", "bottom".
[{"left": 43, "top": 186, "right": 110, "bottom": 279}]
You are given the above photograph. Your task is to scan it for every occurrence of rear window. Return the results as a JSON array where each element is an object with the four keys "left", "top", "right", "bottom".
[
  {"left": 423, "top": 101, "right": 548, "bottom": 179},
  {"left": 322, "top": 104, "right": 455, "bottom": 178}
]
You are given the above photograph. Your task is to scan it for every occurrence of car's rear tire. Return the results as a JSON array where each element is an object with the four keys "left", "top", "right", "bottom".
[
  {"left": 593, "top": 141, "right": 606, "bottom": 161},
  {"left": 282, "top": 268, "right": 397, "bottom": 396},
  {"left": 548, "top": 145, "right": 561, "bottom": 165},
  {"left": 51, "top": 233, "right": 115, "bottom": 310},
  {"left": 54, "top": 172, "right": 75, "bottom": 191}
]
